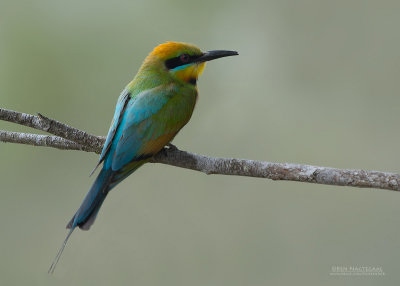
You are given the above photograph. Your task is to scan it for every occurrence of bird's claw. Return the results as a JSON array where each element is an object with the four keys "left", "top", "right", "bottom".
[{"left": 166, "top": 143, "right": 178, "bottom": 151}]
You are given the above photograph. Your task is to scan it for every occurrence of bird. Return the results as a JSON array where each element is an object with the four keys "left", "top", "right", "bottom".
[{"left": 48, "top": 42, "right": 238, "bottom": 273}]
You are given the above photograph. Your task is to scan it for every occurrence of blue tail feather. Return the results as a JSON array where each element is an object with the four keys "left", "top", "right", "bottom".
[
  {"left": 49, "top": 160, "right": 146, "bottom": 273},
  {"left": 49, "top": 167, "right": 114, "bottom": 273},
  {"left": 67, "top": 168, "right": 114, "bottom": 230}
]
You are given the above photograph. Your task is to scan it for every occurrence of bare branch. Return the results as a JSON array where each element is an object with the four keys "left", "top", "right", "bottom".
[
  {"left": 1, "top": 108, "right": 400, "bottom": 193},
  {"left": 0, "top": 130, "right": 97, "bottom": 153},
  {"left": 153, "top": 149, "right": 400, "bottom": 192},
  {"left": 0, "top": 108, "right": 104, "bottom": 150}
]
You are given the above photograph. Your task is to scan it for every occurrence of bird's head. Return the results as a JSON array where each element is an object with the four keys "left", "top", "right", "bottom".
[{"left": 143, "top": 42, "right": 238, "bottom": 85}]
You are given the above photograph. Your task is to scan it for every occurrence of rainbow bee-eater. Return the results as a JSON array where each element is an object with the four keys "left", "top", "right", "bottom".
[{"left": 49, "top": 42, "right": 238, "bottom": 273}]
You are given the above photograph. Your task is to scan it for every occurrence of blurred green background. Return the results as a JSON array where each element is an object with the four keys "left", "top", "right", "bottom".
[{"left": 1, "top": 0, "right": 400, "bottom": 285}]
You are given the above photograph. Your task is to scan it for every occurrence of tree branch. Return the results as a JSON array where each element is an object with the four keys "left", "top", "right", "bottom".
[
  {"left": 0, "top": 108, "right": 104, "bottom": 151},
  {"left": 153, "top": 149, "right": 400, "bottom": 191},
  {"left": 1, "top": 107, "right": 400, "bottom": 192},
  {"left": 0, "top": 130, "right": 97, "bottom": 153}
]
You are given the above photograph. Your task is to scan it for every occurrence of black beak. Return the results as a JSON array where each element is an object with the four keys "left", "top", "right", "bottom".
[{"left": 195, "top": 50, "right": 238, "bottom": 63}]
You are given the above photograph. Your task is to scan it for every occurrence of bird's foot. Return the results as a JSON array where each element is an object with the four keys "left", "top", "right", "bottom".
[{"left": 166, "top": 143, "right": 178, "bottom": 151}]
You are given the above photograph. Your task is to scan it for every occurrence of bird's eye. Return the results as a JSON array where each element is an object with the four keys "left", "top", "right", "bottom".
[{"left": 180, "top": 54, "right": 190, "bottom": 63}]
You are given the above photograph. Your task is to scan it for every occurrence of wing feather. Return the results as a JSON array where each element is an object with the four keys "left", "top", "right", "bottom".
[
  {"left": 89, "top": 90, "right": 130, "bottom": 176},
  {"left": 104, "top": 84, "right": 196, "bottom": 171}
]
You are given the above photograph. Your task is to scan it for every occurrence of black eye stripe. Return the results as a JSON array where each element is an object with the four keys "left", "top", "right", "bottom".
[
  {"left": 180, "top": 54, "right": 189, "bottom": 62},
  {"left": 165, "top": 54, "right": 201, "bottom": 69}
]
